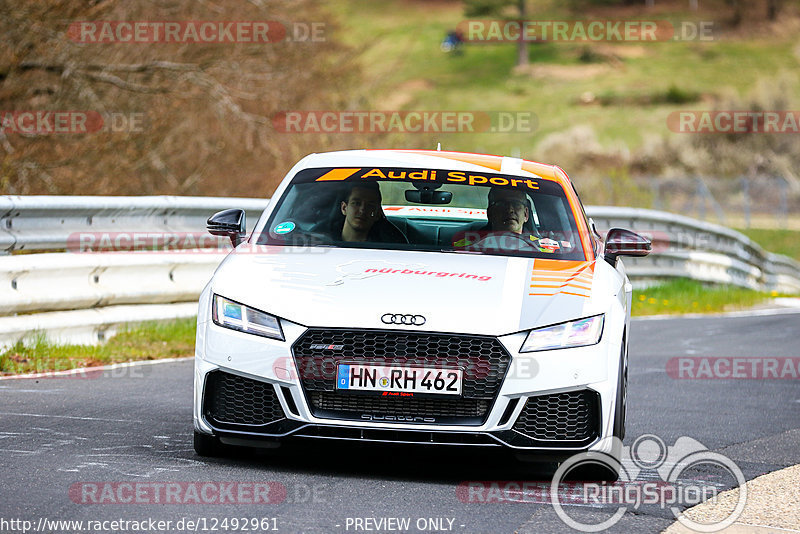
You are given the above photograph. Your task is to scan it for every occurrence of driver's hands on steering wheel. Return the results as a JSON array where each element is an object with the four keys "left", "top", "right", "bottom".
[{"left": 470, "top": 231, "right": 540, "bottom": 251}]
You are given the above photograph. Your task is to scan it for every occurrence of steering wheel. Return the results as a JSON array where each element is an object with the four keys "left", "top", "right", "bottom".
[{"left": 471, "top": 232, "right": 539, "bottom": 251}]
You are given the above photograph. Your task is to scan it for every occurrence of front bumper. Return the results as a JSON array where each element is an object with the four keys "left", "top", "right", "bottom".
[{"left": 194, "top": 313, "right": 622, "bottom": 454}]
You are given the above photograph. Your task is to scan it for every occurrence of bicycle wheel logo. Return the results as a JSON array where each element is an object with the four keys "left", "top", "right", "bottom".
[{"left": 550, "top": 435, "right": 747, "bottom": 532}]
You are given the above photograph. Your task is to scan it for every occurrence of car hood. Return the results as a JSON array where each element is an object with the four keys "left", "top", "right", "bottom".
[{"left": 211, "top": 246, "right": 612, "bottom": 336}]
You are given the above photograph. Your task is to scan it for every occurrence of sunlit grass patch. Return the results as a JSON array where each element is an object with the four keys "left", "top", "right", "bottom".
[
  {"left": 0, "top": 318, "right": 196, "bottom": 376},
  {"left": 632, "top": 278, "right": 786, "bottom": 316}
]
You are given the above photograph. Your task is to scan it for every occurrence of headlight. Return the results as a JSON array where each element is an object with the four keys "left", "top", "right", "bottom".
[
  {"left": 520, "top": 315, "right": 604, "bottom": 352},
  {"left": 212, "top": 294, "right": 284, "bottom": 341}
]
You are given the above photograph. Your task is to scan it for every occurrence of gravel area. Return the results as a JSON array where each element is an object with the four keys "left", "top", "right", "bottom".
[{"left": 664, "top": 464, "right": 800, "bottom": 533}]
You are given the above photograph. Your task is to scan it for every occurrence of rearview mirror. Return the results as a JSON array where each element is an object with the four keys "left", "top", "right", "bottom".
[
  {"left": 604, "top": 228, "right": 651, "bottom": 266},
  {"left": 207, "top": 208, "right": 246, "bottom": 246},
  {"left": 405, "top": 189, "right": 452, "bottom": 204}
]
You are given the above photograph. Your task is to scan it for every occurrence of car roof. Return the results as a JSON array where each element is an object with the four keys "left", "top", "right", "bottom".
[{"left": 293, "top": 149, "right": 570, "bottom": 185}]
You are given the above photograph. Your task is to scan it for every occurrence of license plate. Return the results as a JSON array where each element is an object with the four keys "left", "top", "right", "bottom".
[{"left": 336, "top": 364, "right": 462, "bottom": 395}]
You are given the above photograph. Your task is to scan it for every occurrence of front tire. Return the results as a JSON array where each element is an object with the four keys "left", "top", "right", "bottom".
[
  {"left": 564, "top": 461, "right": 620, "bottom": 482},
  {"left": 612, "top": 335, "right": 627, "bottom": 440},
  {"left": 193, "top": 431, "right": 227, "bottom": 457}
]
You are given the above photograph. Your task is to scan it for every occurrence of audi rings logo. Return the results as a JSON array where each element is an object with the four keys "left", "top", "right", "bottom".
[{"left": 381, "top": 313, "right": 426, "bottom": 326}]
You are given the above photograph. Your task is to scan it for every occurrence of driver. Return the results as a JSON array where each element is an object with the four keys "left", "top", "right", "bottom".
[
  {"left": 486, "top": 187, "right": 530, "bottom": 234},
  {"left": 452, "top": 187, "right": 539, "bottom": 249}
]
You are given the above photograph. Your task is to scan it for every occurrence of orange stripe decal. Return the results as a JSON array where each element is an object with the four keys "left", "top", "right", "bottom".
[
  {"left": 562, "top": 291, "right": 591, "bottom": 298},
  {"left": 529, "top": 260, "right": 595, "bottom": 299},
  {"left": 316, "top": 168, "right": 361, "bottom": 181}
]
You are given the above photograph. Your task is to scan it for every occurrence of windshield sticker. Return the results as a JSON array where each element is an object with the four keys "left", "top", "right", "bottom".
[
  {"left": 273, "top": 221, "right": 296, "bottom": 234},
  {"left": 536, "top": 237, "right": 561, "bottom": 253},
  {"left": 383, "top": 206, "right": 487, "bottom": 219},
  {"left": 312, "top": 167, "right": 542, "bottom": 191}
]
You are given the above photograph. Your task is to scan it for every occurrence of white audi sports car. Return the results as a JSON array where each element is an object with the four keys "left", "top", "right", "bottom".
[{"left": 193, "top": 149, "right": 650, "bottom": 462}]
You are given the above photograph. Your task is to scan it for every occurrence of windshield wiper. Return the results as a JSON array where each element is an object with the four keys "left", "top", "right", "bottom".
[{"left": 441, "top": 248, "right": 486, "bottom": 255}]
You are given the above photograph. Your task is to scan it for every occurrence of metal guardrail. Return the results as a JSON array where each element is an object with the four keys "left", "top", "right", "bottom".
[
  {"left": 0, "top": 195, "right": 268, "bottom": 253},
  {"left": 0, "top": 196, "right": 798, "bottom": 349},
  {"left": 586, "top": 206, "right": 800, "bottom": 294}
]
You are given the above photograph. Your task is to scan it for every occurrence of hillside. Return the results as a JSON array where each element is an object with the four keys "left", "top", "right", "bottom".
[
  {"left": 2, "top": 0, "right": 800, "bottom": 220},
  {"left": 328, "top": 0, "right": 800, "bottom": 215}
]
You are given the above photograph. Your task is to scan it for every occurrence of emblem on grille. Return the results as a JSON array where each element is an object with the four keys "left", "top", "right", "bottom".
[
  {"left": 381, "top": 313, "right": 426, "bottom": 326},
  {"left": 310, "top": 344, "right": 344, "bottom": 350}
]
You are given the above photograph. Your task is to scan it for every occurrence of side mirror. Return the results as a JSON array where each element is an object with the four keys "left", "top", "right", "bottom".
[
  {"left": 207, "top": 208, "right": 246, "bottom": 246},
  {"left": 604, "top": 228, "right": 651, "bottom": 266}
]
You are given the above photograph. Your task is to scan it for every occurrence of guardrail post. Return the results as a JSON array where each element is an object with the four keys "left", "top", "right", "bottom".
[{"left": 740, "top": 176, "right": 751, "bottom": 230}]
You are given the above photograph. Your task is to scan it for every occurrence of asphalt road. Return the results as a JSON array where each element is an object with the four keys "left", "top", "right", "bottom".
[{"left": 1, "top": 312, "right": 798, "bottom": 534}]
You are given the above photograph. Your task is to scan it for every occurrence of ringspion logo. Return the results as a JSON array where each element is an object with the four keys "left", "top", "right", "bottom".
[
  {"left": 458, "top": 435, "right": 746, "bottom": 533},
  {"left": 548, "top": 435, "right": 745, "bottom": 532}
]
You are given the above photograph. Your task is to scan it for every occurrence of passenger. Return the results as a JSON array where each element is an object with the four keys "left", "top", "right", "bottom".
[
  {"left": 339, "top": 183, "right": 383, "bottom": 242},
  {"left": 336, "top": 183, "right": 407, "bottom": 243}
]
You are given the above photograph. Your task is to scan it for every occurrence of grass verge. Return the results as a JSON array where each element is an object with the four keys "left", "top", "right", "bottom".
[
  {"left": 632, "top": 278, "right": 785, "bottom": 316},
  {"left": 734, "top": 228, "right": 800, "bottom": 262},
  {"left": 0, "top": 318, "right": 196, "bottom": 376}
]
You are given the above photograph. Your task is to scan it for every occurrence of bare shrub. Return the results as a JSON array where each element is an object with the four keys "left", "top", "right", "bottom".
[
  {"left": 533, "top": 74, "right": 800, "bottom": 208},
  {"left": 0, "top": 0, "right": 386, "bottom": 197}
]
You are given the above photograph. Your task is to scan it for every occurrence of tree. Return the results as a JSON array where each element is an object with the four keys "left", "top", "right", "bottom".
[
  {"left": 464, "top": 0, "right": 529, "bottom": 67},
  {"left": 767, "top": 0, "right": 782, "bottom": 21},
  {"left": 727, "top": 0, "right": 743, "bottom": 26},
  {"left": 0, "top": 0, "right": 377, "bottom": 196}
]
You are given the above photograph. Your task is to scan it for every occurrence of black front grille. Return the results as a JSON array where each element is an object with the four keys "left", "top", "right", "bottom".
[
  {"left": 512, "top": 390, "right": 599, "bottom": 442},
  {"left": 203, "top": 371, "right": 285, "bottom": 428},
  {"left": 311, "top": 392, "right": 488, "bottom": 418},
  {"left": 293, "top": 329, "right": 511, "bottom": 424}
]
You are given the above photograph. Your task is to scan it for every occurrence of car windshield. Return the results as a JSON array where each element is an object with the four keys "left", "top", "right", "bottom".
[{"left": 256, "top": 166, "right": 587, "bottom": 260}]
